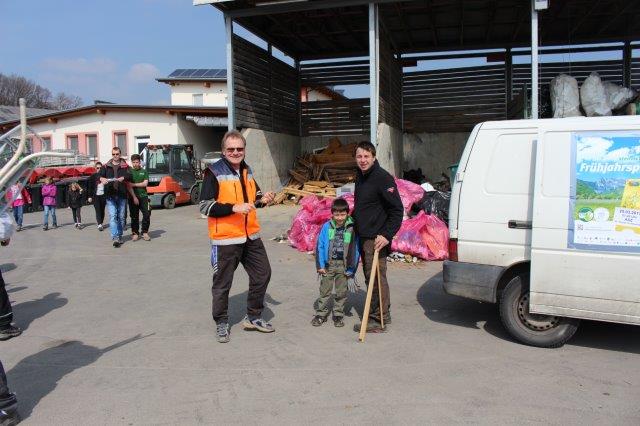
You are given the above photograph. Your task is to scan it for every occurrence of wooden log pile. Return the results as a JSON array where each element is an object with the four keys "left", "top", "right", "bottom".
[{"left": 270, "top": 138, "right": 359, "bottom": 206}]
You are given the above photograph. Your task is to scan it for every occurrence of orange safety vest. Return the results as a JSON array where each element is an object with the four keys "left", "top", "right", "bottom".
[{"left": 207, "top": 159, "right": 261, "bottom": 245}]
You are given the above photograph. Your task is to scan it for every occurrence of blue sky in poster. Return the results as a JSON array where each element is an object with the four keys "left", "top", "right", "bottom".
[{"left": 576, "top": 133, "right": 640, "bottom": 182}]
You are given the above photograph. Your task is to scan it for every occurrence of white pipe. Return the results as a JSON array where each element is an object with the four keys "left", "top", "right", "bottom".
[
  {"left": 0, "top": 99, "right": 28, "bottom": 180},
  {"left": 0, "top": 151, "right": 74, "bottom": 189},
  {"left": 531, "top": 0, "right": 539, "bottom": 119}
]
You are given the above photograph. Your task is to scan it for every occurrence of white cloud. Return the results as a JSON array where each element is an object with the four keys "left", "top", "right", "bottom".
[
  {"left": 42, "top": 57, "right": 117, "bottom": 74},
  {"left": 127, "top": 63, "right": 161, "bottom": 82},
  {"left": 576, "top": 136, "right": 613, "bottom": 163}
]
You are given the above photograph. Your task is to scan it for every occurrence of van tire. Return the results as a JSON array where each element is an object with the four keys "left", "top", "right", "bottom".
[
  {"left": 499, "top": 274, "right": 579, "bottom": 348},
  {"left": 163, "top": 193, "right": 176, "bottom": 209}
]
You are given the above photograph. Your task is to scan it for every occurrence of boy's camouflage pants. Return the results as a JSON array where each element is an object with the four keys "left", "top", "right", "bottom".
[{"left": 316, "top": 260, "right": 348, "bottom": 319}]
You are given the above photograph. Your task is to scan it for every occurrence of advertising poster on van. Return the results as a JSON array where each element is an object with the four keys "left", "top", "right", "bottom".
[{"left": 570, "top": 131, "right": 640, "bottom": 252}]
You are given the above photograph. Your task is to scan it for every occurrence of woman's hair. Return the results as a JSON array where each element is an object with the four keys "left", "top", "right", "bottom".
[
  {"left": 43, "top": 177, "right": 52, "bottom": 184},
  {"left": 70, "top": 182, "right": 81, "bottom": 191}
]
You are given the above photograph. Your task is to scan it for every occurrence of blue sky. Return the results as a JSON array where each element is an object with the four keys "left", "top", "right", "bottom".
[
  {"left": 576, "top": 134, "right": 640, "bottom": 181},
  {"left": 0, "top": 0, "right": 227, "bottom": 105}
]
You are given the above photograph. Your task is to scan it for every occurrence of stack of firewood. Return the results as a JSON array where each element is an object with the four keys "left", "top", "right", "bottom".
[{"left": 270, "top": 138, "right": 359, "bottom": 205}]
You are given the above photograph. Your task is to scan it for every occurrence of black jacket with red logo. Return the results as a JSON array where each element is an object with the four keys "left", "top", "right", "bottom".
[{"left": 353, "top": 160, "right": 404, "bottom": 242}]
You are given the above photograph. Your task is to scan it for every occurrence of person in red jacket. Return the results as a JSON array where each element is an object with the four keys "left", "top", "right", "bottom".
[{"left": 6, "top": 183, "right": 31, "bottom": 232}]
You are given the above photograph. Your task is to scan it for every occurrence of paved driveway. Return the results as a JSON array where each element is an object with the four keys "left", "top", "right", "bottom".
[{"left": 2, "top": 205, "right": 639, "bottom": 424}]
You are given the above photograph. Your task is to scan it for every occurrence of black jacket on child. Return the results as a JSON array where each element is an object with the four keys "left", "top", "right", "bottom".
[{"left": 66, "top": 188, "right": 83, "bottom": 209}]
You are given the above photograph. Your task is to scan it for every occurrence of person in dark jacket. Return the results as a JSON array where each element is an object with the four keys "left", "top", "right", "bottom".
[
  {"left": 352, "top": 141, "right": 403, "bottom": 333},
  {"left": 66, "top": 181, "right": 84, "bottom": 229},
  {"left": 87, "top": 162, "right": 106, "bottom": 231},
  {"left": 99, "top": 147, "right": 135, "bottom": 247}
]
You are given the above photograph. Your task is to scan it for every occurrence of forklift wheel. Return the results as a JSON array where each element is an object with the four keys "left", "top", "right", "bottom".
[
  {"left": 163, "top": 193, "right": 176, "bottom": 209},
  {"left": 190, "top": 186, "right": 200, "bottom": 205}
]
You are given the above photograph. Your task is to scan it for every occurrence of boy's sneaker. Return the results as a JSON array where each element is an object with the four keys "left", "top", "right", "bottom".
[
  {"left": 216, "top": 322, "right": 230, "bottom": 343},
  {"left": 311, "top": 315, "right": 327, "bottom": 327},
  {"left": 242, "top": 316, "right": 274, "bottom": 333},
  {"left": 0, "top": 324, "right": 22, "bottom": 341},
  {"left": 353, "top": 319, "right": 386, "bottom": 333},
  {"left": 333, "top": 317, "right": 345, "bottom": 328},
  {"left": 98, "top": 224, "right": 104, "bottom": 231},
  {"left": 142, "top": 233, "right": 151, "bottom": 241}
]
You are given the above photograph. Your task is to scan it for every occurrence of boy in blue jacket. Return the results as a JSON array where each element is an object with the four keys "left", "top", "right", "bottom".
[{"left": 312, "top": 198, "right": 359, "bottom": 328}]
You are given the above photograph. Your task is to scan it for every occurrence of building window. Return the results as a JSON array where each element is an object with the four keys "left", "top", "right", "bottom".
[
  {"left": 41, "top": 136, "right": 51, "bottom": 151},
  {"left": 86, "top": 134, "right": 98, "bottom": 157},
  {"left": 193, "top": 94, "right": 203, "bottom": 106},
  {"left": 114, "top": 132, "right": 127, "bottom": 156},
  {"left": 67, "top": 135, "right": 79, "bottom": 151}
]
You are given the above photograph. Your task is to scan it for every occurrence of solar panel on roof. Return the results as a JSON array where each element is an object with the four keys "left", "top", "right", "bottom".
[
  {"left": 177, "top": 69, "right": 192, "bottom": 77},
  {"left": 194, "top": 69, "right": 208, "bottom": 77},
  {"left": 215, "top": 69, "right": 227, "bottom": 77},
  {"left": 168, "top": 69, "right": 186, "bottom": 78},
  {"left": 204, "top": 69, "right": 217, "bottom": 77}
]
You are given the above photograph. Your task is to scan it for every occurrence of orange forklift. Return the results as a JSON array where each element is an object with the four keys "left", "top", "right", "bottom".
[{"left": 142, "top": 144, "right": 201, "bottom": 209}]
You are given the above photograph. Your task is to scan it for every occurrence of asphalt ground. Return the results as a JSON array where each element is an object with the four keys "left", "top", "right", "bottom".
[{"left": 1, "top": 204, "right": 639, "bottom": 425}]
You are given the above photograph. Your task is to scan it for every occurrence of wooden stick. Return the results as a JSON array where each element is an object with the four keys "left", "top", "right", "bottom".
[
  {"left": 358, "top": 249, "right": 380, "bottom": 342},
  {"left": 377, "top": 260, "right": 384, "bottom": 329}
]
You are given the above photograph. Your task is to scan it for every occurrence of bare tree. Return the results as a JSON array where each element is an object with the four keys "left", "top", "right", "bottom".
[{"left": 0, "top": 73, "right": 83, "bottom": 110}]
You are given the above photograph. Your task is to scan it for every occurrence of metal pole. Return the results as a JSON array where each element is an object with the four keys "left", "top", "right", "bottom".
[
  {"left": 225, "top": 15, "right": 235, "bottom": 130},
  {"left": 369, "top": 3, "right": 379, "bottom": 144},
  {"left": 530, "top": 0, "right": 539, "bottom": 119},
  {"left": 505, "top": 48, "right": 512, "bottom": 119},
  {"left": 296, "top": 59, "right": 302, "bottom": 137},
  {"left": 623, "top": 41, "right": 632, "bottom": 88}
]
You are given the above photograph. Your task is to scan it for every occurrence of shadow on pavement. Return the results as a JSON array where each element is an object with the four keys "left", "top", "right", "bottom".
[
  {"left": 13, "top": 292, "right": 68, "bottom": 331},
  {"left": 0, "top": 263, "right": 16, "bottom": 273},
  {"left": 228, "top": 291, "right": 280, "bottom": 328},
  {"left": 7, "top": 286, "right": 27, "bottom": 294},
  {"left": 418, "top": 273, "right": 640, "bottom": 354},
  {"left": 147, "top": 230, "right": 166, "bottom": 239},
  {"left": 8, "top": 334, "right": 151, "bottom": 421}
]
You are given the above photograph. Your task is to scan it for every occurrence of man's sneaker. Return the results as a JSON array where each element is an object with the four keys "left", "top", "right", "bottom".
[
  {"left": 113, "top": 240, "right": 121, "bottom": 248},
  {"left": 142, "top": 233, "right": 151, "bottom": 241},
  {"left": 333, "top": 317, "right": 345, "bottom": 328},
  {"left": 311, "top": 315, "right": 327, "bottom": 327},
  {"left": 353, "top": 319, "right": 386, "bottom": 333},
  {"left": 15, "top": 226, "right": 21, "bottom": 232},
  {"left": 242, "top": 316, "right": 274, "bottom": 333},
  {"left": 42, "top": 225, "right": 48, "bottom": 231},
  {"left": 98, "top": 224, "right": 104, "bottom": 231},
  {"left": 52, "top": 224, "right": 58, "bottom": 229},
  {"left": 132, "top": 234, "right": 139, "bottom": 241},
  {"left": 0, "top": 324, "right": 22, "bottom": 341},
  {"left": 216, "top": 322, "right": 230, "bottom": 343}
]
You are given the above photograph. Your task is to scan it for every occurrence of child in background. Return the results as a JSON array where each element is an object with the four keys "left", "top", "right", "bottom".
[
  {"left": 312, "top": 198, "right": 360, "bottom": 328},
  {"left": 66, "top": 182, "right": 84, "bottom": 229},
  {"left": 7, "top": 183, "right": 31, "bottom": 231},
  {"left": 41, "top": 177, "right": 58, "bottom": 231}
]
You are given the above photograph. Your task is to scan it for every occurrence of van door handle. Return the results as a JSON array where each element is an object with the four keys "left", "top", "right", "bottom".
[{"left": 508, "top": 220, "right": 532, "bottom": 229}]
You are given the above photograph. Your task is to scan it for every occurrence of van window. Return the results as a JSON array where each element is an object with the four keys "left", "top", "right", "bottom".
[{"left": 485, "top": 134, "right": 536, "bottom": 195}]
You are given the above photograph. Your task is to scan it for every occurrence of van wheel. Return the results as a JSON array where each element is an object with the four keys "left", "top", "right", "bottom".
[
  {"left": 499, "top": 274, "right": 579, "bottom": 348},
  {"left": 190, "top": 186, "right": 200, "bottom": 205},
  {"left": 163, "top": 193, "right": 176, "bottom": 209}
]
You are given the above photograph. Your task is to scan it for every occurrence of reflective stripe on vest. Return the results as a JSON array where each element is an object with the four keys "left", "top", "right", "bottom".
[{"left": 207, "top": 160, "right": 261, "bottom": 244}]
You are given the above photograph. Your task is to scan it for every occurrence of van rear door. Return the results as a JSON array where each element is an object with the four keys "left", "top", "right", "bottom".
[{"left": 529, "top": 118, "right": 640, "bottom": 325}]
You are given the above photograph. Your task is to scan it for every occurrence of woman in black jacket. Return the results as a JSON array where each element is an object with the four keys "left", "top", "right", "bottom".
[{"left": 87, "top": 162, "right": 106, "bottom": 231}]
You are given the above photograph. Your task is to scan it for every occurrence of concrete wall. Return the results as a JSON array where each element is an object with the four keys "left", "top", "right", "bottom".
[
  {"left": 26, "top": 111, "right": 179, "bottom": 163},
  {"left": 170, "top": 82, "right": 227, "bottom": 107},
  {"left": 377, "top": 123, "right": 403, "bottom": 177},
  {"left": 403, "top": 132, "right": 470, "bottom": 182},
  {"left": 242, "top": 128, "right": 301, "bottom": 191},
  {"left": 300, "top": 134, "right": 367, "bottom": 154}
]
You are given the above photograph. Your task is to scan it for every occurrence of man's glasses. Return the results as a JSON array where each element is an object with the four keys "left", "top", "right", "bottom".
[
  {"left": 226, "top": 147, "right": 244, "bottom": 153},
  {"left": 112, "top": 153, "right": 120, "bottom": 156}
]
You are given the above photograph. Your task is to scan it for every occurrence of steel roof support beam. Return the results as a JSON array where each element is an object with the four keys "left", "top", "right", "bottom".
[
  {"left": 226, "top": 0, "right": 399, "bottom": 19},
  {"left": 369, "top": 3, "right": 380, "bottom": 144},
  {"left": 530, "top": 0, "right": 539, "bottom": 119},
  {"left": 225, "top": 16, "right": 235, "bottom": 130}
]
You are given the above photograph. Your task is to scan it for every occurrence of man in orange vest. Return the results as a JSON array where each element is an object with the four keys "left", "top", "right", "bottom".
[{"left": 199, "top": 130, "right": 276, "bottom": 343}]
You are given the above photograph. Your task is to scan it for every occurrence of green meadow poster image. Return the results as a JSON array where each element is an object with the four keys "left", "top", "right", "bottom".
[{"left": 571, "top": 131, "right": 640, "bottom": 252}]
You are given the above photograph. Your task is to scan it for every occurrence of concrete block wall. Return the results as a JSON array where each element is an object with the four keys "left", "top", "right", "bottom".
[
  {"left": 403, "top": 132, "right": 470, "bottom": 182},
  {"left": 242, "top": 128, "right": 301, "bottom": 191},
  {"left": 377, "top": 123, "right": 403, "bottom": 177}
]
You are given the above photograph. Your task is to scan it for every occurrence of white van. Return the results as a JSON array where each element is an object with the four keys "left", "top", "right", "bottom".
[{"left": 443, "top": 117, "right": 640, "bottom": 348}]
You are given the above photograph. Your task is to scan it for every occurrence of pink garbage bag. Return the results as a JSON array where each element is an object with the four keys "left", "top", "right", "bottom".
[
  {"left": 391, "top": 211, "right": 449, "bottom": 260},
  {"left": 395, "top": 178, "right": 425, "bottom": 213},
  {"left": 288, "top": 194, "right": 354, "bottom": 252}
]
